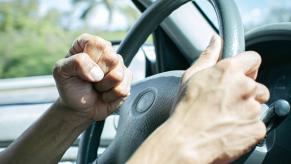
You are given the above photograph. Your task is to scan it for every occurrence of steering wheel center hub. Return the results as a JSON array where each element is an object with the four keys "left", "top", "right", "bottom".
[{"left": 135, "top": 89, "right": 156, "bottom": 113}]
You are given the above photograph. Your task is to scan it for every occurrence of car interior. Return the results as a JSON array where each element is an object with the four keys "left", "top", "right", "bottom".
[
  {"left": 0, "top": 0, "right": 291, "bottom": 164},
  {"left": 76, "top": 0, "right": 291, "bottom": 164}
]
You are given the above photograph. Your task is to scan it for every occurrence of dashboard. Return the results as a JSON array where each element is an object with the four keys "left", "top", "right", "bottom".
[
  {"left": 246, "top": 23, "right": 291, "bottom": 163},
  {"left": 250, "top": 41, "right": 291, "bottom": 103}
]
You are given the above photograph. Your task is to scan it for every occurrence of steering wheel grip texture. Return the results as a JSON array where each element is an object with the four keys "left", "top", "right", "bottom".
[{"left": 78, "top": 0, "right": 245, "bottom": 164}]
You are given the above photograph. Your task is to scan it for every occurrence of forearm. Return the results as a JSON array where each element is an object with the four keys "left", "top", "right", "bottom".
[
  {"left": 127, "top": 117, "right": 220, "bottom": 164},
  {"left": 0, "top": 99, "right": 92, "bottom": 164}
]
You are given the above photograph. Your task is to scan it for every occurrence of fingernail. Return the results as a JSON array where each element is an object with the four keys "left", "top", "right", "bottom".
[{"left": 90, "top": 66, "right": 104, "bottom": 81}]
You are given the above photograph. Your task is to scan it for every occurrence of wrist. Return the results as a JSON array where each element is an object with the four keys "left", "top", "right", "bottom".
[
  {"left": 165, "top": 118, "right": 222, "bottom": 164},
  {"left": 53, "top": 99, "right": 94, "bottom": 131},
  {"left": 1, "top": 99, "right": 95, "bottom": 163},
  {"left": 128, "top": 121, "right": 205, "bottom": 164}
]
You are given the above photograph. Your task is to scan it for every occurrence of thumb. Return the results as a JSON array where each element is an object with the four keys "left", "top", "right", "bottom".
[
  {"left": 53, "top": 53, "right": 104, "bottom": 83},
  {"left": 182, "top": 34, "right": 222, "bottom": 83}
]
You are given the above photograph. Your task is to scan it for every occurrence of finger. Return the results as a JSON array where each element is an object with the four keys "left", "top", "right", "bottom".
[
  {"left": 244, "top": 121, "right": 266, "bottom": 142},
  {"left": 102, "top": 68, "right": 133, "bottom": 102},
  {"left": 94, "top": 55, "right": 125, "bottom": 92},
  {"left": 53, "top": 53, "right": 104, "bottom": 82},
  {"left": 67, "top": 33, "right": 112, "bottom": 58},
  {"left": 97, "top": 51, "right": 120, "bottom": 75},
  {"left": 237, "top": 121, "right": 266, "bottom": 149},
  {"left": 240, "top": 99, "right": 261, "bottom": 120},
  {"left": 67, "top": 33, "right": 97, "bottom": 56},
  {"left": 83, "top": 36, "right": 113, "bottom": 63},
  {"left": 238, "top": 76, "right": 258, "bottom": 100},
  {"left": 106, "top": 97, "right": 127, "bottom": 114},
  {"left": 220, "top": 51, "right": 262, "bottom": 80},
  {"left": 79, "top": 34, "right": 117, "bottom": 75},
  {"left": 68, "top": 33, "right": 118, "bottom": 75},
  {"left": 253, "top": 121, "right": 267, "bottom": 141},
  {"left": 255, "top": 83, "right": 270, "bottom": 103},
  {"left": 182, "top": 34, "right": 222, "bottom": 83}
]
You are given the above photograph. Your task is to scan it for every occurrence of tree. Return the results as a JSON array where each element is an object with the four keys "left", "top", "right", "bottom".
[
  {"left": 0, "top": 0, "right": 72, "bottom": 78},
  {"left": 0, "top": 0, "right": 139, "bottom": 78},
  {"left": 71, "top": 0, "right": 139, "bottom": 28}
]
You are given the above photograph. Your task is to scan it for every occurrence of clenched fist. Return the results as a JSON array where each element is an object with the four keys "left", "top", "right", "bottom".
[{"left": 53, "top": 33, "right": 132, "bottom": 121}]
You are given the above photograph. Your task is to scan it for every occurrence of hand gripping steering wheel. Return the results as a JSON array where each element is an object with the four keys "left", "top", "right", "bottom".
[{"left": 77, "top": 0, "right": 245, "bottom": 163}]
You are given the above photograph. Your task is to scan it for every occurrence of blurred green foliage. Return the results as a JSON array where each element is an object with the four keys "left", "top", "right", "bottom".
[{"left": 0, "top": 0, "right": 132, "bottom": 78}]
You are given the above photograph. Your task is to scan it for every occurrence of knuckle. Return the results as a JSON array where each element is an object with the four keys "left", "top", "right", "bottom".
[
  {"left": 95, "top": 37, "right": 110, "bottom": 50},
  {"left": 73, "top": 53, "right": 88, "bottom": 68},
  {"left": 52, "top": 59, "right": 63, "bottom": 78},
  {"left": 74, "top": 54, "right": 84, "bottom": 65},
  {"left": 255, "top": 122, "right": 267, "bottom": 139},
  {"left": 96, "top": 36, "right": 111, "bottom": 46},
  {"left": 73, "top": 33, "right": 93, "bottom": 51},
  {"left": 79, "top": 33, "right": 91, "bottom": 40},
  {"left": 117, "top": 54, "right": 124, "bottom": 63},
  {"left": 113, "top": 86, "right": 129, "bottom": 98},
  {"left": 103, "top": 42, "right": 113, "bottom": 54},
  {"left": 104, "top": 40, "right": 112, "bottom": 47},
  {"left": 105, "top": 54, "right": 119, "bottom": 68},
  {"left": 78, "top": 33, "right": 90, "bottom": 44},
  {"left": 97, "top": 41, "right": 107, "bottom": 51},
  {"left": 248, "top": 51, "right": 262, "bottom": 64},
  {"left": 87, "top": 38, "right": 97, "bottom": 46},
  {"left": 259, "top": 83, "right": 270, "bottom": 101},
  {"left": 241, "top": 78, "right": 256, "bottom": 92},
  {"left": 250, "top": 101, "right": 261, "bottom": 118},
  {"left": 245, "top": 79, "right": 255, "bottom": 90},
  {"left": 108, "top": 71, "right": 123, "bottom": 84},
  {"left": 54, "top": 59, "right": 63, "bottom": 69},
  {"left": 79, "top": 33, "right": 96, "bottom": 46}
]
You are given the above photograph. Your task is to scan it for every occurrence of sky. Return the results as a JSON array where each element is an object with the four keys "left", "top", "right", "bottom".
[
  {"left": 36, "top": 0, "right": 291, "bottom": 31},
  {"left": 236, "top": 0, "right": 289, "bottom": 26},
  {"left": 196, "top": 0, "right": 291, "bottom": 31},
  {"left": 38, "top": 0, "right": 136, "bottom": 31}
]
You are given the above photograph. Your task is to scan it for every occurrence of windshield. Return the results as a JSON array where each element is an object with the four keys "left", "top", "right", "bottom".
[
  {"left": 0, "top": 0, "right": 140, "bottom": 79},
  {"left": 195, "top": 0, "right": 291, "bottom": 31}
]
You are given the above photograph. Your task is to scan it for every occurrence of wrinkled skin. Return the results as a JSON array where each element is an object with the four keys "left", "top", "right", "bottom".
[
  {"left": 53, "top": 33, "right": 133, "bottom": 121},
  {"left": 128, "top": 35, "right": 269, "bottom": 164},
  {"left": 0, "top": 34, "right": 270, "bottom": 164},
  {"left": 0, "top": 34, "right": 133, "bottom": 164}
]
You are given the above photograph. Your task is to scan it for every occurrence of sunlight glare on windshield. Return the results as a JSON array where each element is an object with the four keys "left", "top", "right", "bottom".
[{"left": 195, "top": 0, "right": 291, "bottom": 31}]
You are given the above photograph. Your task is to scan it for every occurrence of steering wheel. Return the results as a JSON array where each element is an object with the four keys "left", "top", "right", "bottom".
[{"left": 77, "top": 0, "right": 245, "bottom": 163}]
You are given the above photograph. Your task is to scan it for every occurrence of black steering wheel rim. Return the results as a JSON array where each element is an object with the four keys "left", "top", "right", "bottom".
[{"left": 77, "top": 0, "right": 245, "bottom": 164}]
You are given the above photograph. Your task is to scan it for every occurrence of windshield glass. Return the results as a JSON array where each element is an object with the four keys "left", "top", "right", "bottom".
[
  {"left": 0, "top": 0, "right": 140, "bottom": 79},
  {"left": 195, "top": 0, "right": 291, "bottom": 31}
]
